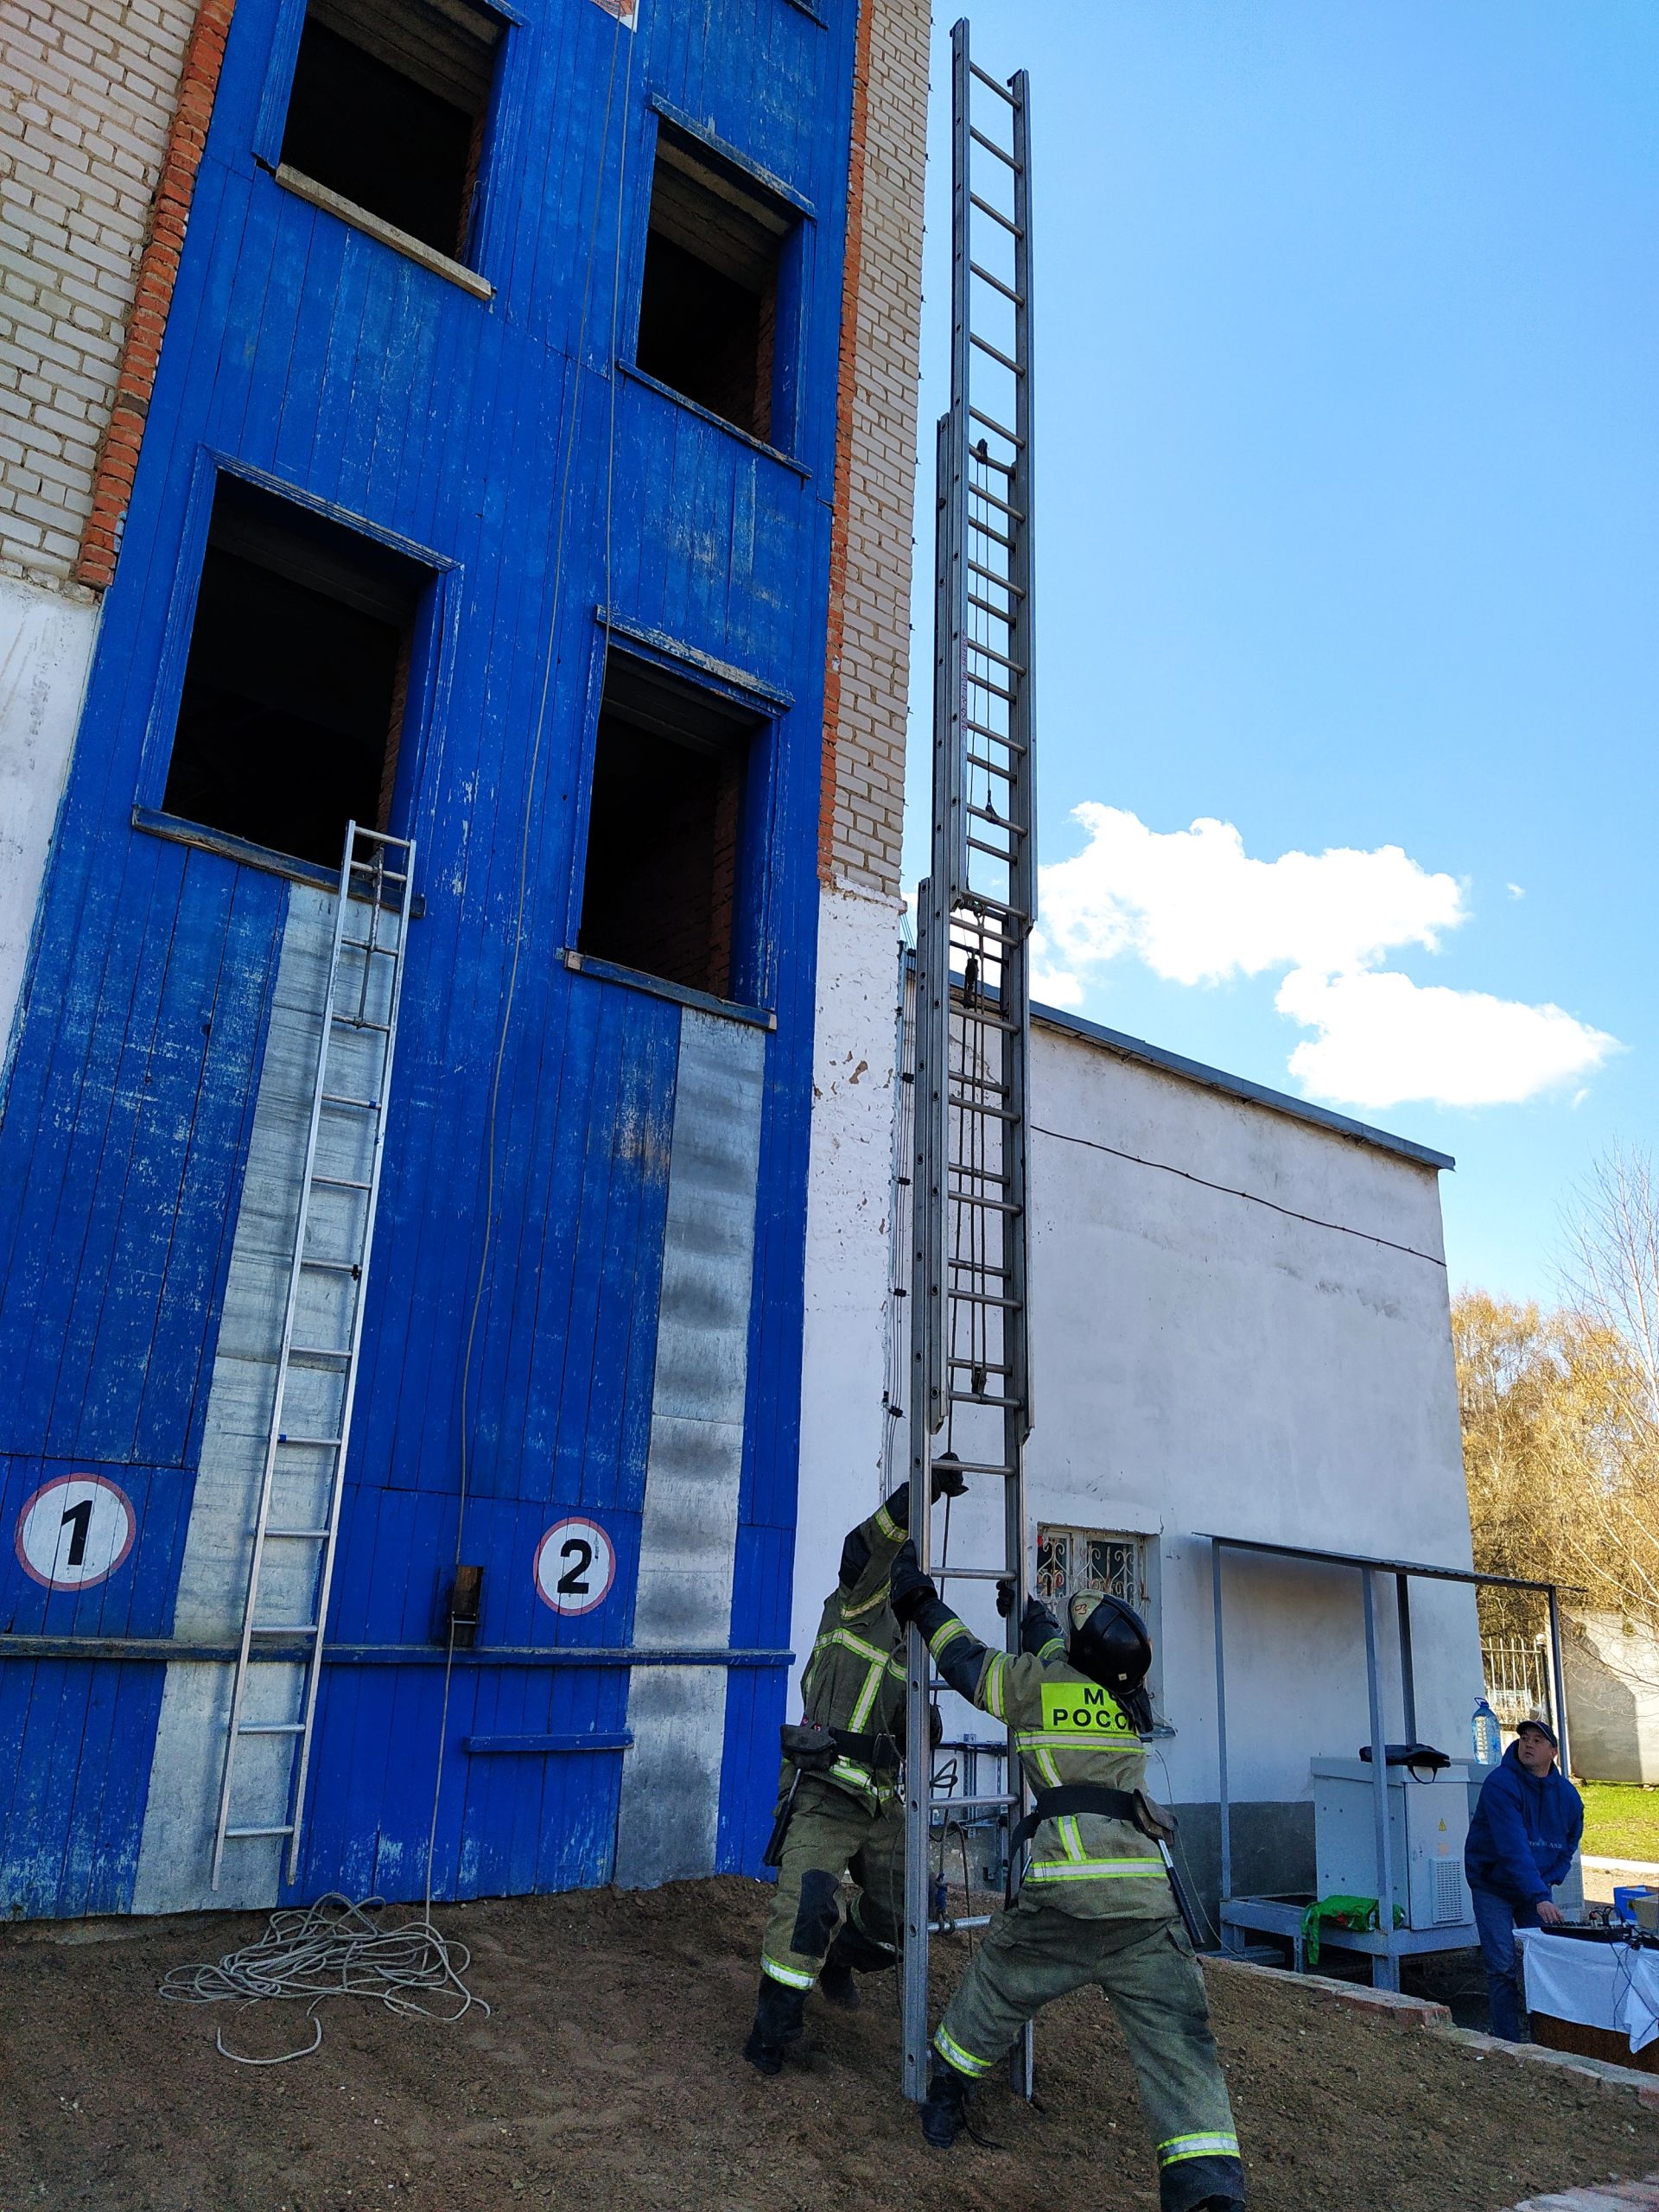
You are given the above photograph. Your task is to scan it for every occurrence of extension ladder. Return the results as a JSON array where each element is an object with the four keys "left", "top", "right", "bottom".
[
  {"left": 210, "top": 823, "right": 416, "bottom": 1890},
  {"left": 902, "top": 20, "right": 1036, "bottom": 2101}
]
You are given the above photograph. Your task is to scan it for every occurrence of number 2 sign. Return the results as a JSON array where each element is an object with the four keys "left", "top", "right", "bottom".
[
  {"left": 533, "top": 1516, "right": 616, "bottom": 1617},
  {"left": 15, "top": 1474, "right": 137, "bottom": 1592}
]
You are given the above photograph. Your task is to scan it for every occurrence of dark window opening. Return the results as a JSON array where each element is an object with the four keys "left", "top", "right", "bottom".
[
  {"left": 162, "top": 476, "right": 429, "bottom": 873},
  {"left": 635, "top": 124, "right": 795, "bottom": 444},
  {"left": 280, "top": 0, "right": 502, "bottom": 262},
  {"left": 578, "top": 651, "right": 766, "bottom": 1001}
]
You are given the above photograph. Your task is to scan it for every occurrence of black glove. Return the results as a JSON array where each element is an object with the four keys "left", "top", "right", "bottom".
[
  {"left": 930, "top": 1453, "right": 967, "bottom": 1502},
  {"left": 995, "top": 1577, "right": 1015, "bottom": 1618},
  {"left": 888, "top": 1539, "right": 938, "bottom": 1625}
]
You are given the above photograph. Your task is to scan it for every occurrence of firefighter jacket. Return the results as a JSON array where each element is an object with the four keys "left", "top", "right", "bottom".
[
  {"left": 912, "top": 1590, "right": 1178, "bottom": 1922},
  {"left": 796, "top": 1488, "right": 915, "bottom": 1811}
]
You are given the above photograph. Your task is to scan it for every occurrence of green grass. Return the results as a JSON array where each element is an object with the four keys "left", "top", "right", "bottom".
[{"left": 1580, "top": 1781, "right": 1659, "bottom": 1863}]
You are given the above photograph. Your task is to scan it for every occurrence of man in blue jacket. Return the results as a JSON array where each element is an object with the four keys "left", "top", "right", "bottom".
[{"left": 1464, "top": 1718, "right": 1584, "bottom": 2040}]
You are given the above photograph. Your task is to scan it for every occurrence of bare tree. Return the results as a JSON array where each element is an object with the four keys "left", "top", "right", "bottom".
[{"left": 1562, "top": 1142, "right": 1659, "bottom": 1428}]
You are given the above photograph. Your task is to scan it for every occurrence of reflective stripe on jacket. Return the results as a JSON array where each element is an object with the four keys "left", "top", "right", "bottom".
[
  {"left": 927, "top": 1607, "right": 1175, "bottom": 1921},
  {"left": 796, "top": 1492, "right": 911, "bottom": 1809}
]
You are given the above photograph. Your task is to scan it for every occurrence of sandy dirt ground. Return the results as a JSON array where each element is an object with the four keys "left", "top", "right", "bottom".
[{"left": 4, "top": 1878, "right": 1658, "bottom": 2212}]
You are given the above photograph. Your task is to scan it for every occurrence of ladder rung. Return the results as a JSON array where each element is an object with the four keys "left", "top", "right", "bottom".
[
  {"left": 969, "top": 190, "right": 1023, "bottom": 239},
  {"left": 940, "top": 1461, "right": 1016, "bottom": 1477},
  {"left": 966, "top": 805, "right": 1027, "bottom": 835},
  {"left": 966, "top": 514, "right": 1014, "bottom": 555},
  {"left": 223, "top": 1824, "right": 296, "bottom": 1839},
  {"left": 321, "top": 1091, "right": 380, "bottom": 1110},
  {"left": 931, "top": 1791, "right": 1020, "bottom": 1808},
  {"left": 948, "top": 1390, "right": 1024, "bottom": 1410},
  {"left": 264, "top": 1527, "right": 331, "bottom": 1540},
  {"left": 968, "top": 124, "right": 1019, "bottom": 170},
  {"left": 237, "top": 1721, "right": 305, "bottom": 1735},
  {"left": 964, "top": 665, "right": 1015, "bottom": 701},
  {"left": 966, "top": 749, "right": 1023, "bottom": 778},
  {"left": 969, "top": 257, "right": 1024, "bottom": 308},
  {"left": 945, "top": 1289, "right": 1019, "bottom": 1308},
  {"left": 300, "top": 1256, "right": 360, "bottom": 1274},
  {"left": 966, "top": 562, "right": 1024, "bottom": 598},
  {"left": 965, "top": 637, "right": 1027, "bottom": 673},
  {"left": 968, "top": 480, "right": 1026, "bottom": 524},
  {"left": 950, "top": 1357, "right": 1014, "bottom": 1377},
  {"left": 277, "top": 1434, "right": 344, "bottom": 1449},
  {"left": 934, "top": 1567, "right": 1015, "bottom": 1581},
  {"left": 968, "top": 57, "right": 1017, "bottom": 103},
  {"left": 249, "top": 1623, "right": 321, "bottom": 1636},
  {"left": 964, "top": 714, "right": 1025, "bottom": 746},
  {"left": 967, "top": 836, "right": 1019, "bottom": 867},
  {"left": 310, "top": 1174, "right": 372, "bottom": 1191},
  {"left": 330, "top": 1014, "right": 391, "bottom": 1032},
  {"left": 288, "top": 1344, "right": 352, "bottom": 1363},
  {"left": 966, "top": 587, "right": 1017, "bottom": 620},
  {"left": 948, "top": 1095, "right": 1019, "bottom": 1121},
  {"left": 338, "top": 938, "right": 399, "bottom": 956},
  {"left": 969, "top": 404, "right": 1026, "bottom": 450},
  {"left": 348, "top": 857, "right": 409, "bottom": 880}
]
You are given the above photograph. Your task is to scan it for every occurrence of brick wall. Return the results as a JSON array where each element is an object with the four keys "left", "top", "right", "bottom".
[
  {"left": 820, "top": 0, "right": 929, "bottom": 899},
  {"left": 0, "top": 0, "right": 206, "bottom": 594}
]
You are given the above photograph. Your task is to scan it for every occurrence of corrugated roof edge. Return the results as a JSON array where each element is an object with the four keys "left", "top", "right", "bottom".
[{"left": 1030, "top": 999, "right": 1457, "bottom": 1174}]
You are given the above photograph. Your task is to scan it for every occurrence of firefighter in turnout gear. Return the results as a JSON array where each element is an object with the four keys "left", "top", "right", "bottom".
[
  {"left": 888, "top": 1547, "right": 1246, "bottom": 2212},
  {"left": 742, "top": 1461, "right": 969, "bottom": 2075}
]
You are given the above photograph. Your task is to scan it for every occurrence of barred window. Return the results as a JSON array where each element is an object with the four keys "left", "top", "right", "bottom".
[{"left": 1035, "top": 1526, "right": 1146, "bottom": 1612}]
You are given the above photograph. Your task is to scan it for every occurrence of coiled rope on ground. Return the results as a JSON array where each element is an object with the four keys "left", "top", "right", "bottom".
[{"left": 158, "top": 1892, "right": 490, "bottom": 2065}]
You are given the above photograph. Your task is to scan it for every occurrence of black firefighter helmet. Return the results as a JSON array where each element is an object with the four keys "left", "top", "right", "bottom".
[{"left": 1068, "top": 1590, "right": 1153, "bottom": 1711}]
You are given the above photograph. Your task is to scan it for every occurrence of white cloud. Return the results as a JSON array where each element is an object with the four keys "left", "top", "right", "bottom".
[
  {"left": 1032, "top": 804, "right": 1619, "bottom": 1113},
  {"left": 1035, "top": 805, "right": 1465, "bottom": 989},
  {"left": 1276, "top": 969, "right": 1618, "bottom": 1111}
]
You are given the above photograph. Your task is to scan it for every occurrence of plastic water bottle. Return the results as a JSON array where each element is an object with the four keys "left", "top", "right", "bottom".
[{"left": 1471, "top": 1696, "right": 1502, "bottom": 1767}]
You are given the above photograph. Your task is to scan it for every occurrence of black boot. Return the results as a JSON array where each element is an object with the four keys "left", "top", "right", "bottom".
[
  {"left": 919, "top": 2053, "right": 971, "bottom": 2148},
  {"left": 818, "top": 1916, "right": 895, "bottom": 2012},
  {"left": 742, "top": 1976, "right": 807, "bottom": 2075},
  {"left": 818, "top": 1955, "right": 860, "bottom": 2010}
]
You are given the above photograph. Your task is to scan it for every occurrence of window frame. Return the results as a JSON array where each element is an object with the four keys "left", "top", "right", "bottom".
[
  {"left": 252, "top": 0, "right": 523, "bottom": 289},
  {"left": 626, "top": 101, "right": 816, "bottom": 462},
  {"left": 564, "top": 615, "right": 792, "bottom": 1019},
  {"left": 134, "top": 453, "right": 458, "bottom": 881}
]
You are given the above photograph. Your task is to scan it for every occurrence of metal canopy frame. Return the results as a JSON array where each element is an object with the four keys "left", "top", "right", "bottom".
[{"left": 1205, "top": 1532, "right": 1571, "bottom": 1992}]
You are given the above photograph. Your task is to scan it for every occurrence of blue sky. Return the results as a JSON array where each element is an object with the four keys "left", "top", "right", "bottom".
[{"left": 903, "top": 3, "right": 1659, "bottom": 1304}]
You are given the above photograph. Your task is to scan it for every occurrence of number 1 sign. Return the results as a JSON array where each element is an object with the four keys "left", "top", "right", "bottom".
[
  {"left": 15, "top": 1474, "right": 137, "bottom": 1592},
  {"left": 533, "top": 1516, "right": 617, "bottom": 1617}
]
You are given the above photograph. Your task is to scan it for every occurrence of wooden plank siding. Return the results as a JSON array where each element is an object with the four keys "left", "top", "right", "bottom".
[{"left": 0, "top": 0, "right": 855, "bottom": 1916}]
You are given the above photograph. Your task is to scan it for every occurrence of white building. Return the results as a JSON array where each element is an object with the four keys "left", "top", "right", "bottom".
[{"left": 796, "top": 988, "right": 1481, "bottom": 1917}]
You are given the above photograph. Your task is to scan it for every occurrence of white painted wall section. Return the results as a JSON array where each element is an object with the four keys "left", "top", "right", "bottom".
[
  {"left": 0, "top": 576, "right": 99, "bottom": 1065},
  {"left": 789, "top": 886, "right": 905, "bottom": 1716},
  {"left": 1021, "top": 1017, "right": 1479, "bottom": 1809}
]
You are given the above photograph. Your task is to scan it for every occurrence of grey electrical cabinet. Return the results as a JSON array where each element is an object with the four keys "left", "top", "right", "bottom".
[{"left": 1311, "top": 1758, "right": 1474, "bottom": 1930}]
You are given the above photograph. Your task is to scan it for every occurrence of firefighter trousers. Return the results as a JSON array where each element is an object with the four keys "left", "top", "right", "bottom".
[
  {"left": 934, "top": 1904, "right": 1244, "bottom": 2211},
  {"left": 759, "top": 1775, "right": 905, "bottom": 1992}
]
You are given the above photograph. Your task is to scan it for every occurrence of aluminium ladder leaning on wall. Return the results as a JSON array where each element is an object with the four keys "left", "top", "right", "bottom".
[{"left": 901, "top": 19, "right": 1037, "bottom": 2104}]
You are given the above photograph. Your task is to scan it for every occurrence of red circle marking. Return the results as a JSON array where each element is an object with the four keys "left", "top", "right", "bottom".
[
  {"left": 534, "top": 1516, "right": 617, "bottom": 1614},
  {"left": 14, "top": 1473, "right": 137, "bottom": 1592}
]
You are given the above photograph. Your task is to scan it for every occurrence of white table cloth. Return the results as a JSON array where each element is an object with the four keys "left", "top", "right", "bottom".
[{"left": 1518, "top": 1928, "right": 1659, "bottom": 2054}]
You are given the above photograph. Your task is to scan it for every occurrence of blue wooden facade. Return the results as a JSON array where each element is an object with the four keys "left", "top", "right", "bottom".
[{"left": 0, "top": 0, "right": 857, "bottom": 1916}]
